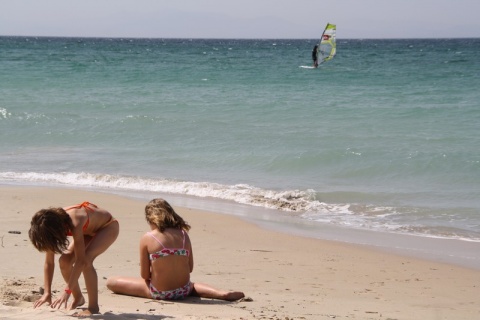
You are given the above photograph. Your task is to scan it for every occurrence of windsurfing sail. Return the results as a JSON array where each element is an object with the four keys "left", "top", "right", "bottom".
[{"left": 317, "top": 23, "right": 336, "bottom": 64}]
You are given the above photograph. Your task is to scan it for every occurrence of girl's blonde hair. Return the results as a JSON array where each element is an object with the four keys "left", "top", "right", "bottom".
[
  {"left": 29, "top": 207, "right": 74, "bottom": 254},
  {"left": 145, "top": 198, "right": 191, "bottom": 232}
]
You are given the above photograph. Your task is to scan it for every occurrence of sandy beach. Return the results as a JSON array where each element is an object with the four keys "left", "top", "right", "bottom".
[{"left": 1, "top": 186, "right": 479, "bottom": 320}]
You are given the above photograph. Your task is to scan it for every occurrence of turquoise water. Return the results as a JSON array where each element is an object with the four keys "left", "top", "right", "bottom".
[{"left": 1, "top": 37, "right": 480, "bottom": 248}]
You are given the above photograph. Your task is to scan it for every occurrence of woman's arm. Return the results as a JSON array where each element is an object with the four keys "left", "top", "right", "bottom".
[
  {"left": 33, "top": 251, "right": 55, "bottom": 308},
  {"left": 186, "top": 233, "right": 194, "bottom": 273},
  {"left": 139, "top": 234, "right": 151, "bottom": 280},
  {"left": 67, "top": 226, "right": 87, "bottom": 288},
  {"left": 50, "top": 222, "right": 86, "bottom": 309}
]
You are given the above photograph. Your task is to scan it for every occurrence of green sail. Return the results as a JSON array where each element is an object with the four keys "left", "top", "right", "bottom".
[{"left": 318, "top": 23, "right": 336, "bottom": 64}]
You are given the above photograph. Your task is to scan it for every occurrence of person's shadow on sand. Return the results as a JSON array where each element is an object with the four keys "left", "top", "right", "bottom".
[
  {"left": 79, "top": 297, "right": 252, "bottom": 319},
  {"left": 88, "top": 312, "right": 173, "bottom": 319},
  {"left": 170, "top": 296, "right": 248, "bottom": 305}
]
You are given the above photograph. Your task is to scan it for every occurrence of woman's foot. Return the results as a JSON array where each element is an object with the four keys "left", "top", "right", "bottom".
[
  {"left": 224, "top": 291, "right": 245, "bottom": 301},
  {"left": 72, "top": 307, "right": 99, "bottom": 317},
  {"left": 69, "top": 296, "right": 85, "bottom": 310}
]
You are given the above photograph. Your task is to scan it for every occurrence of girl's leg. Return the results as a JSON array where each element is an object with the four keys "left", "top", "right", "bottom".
[
  {"left": 75, "top": 221, "right": 119, "bottom": 316},
  {"left": 58, "top": 245, "right": 85, "bottom": 309},
  {"left": 106, "top": 276, "right": 151, "bottom": 299},
  {"left": 191, "top": 282, "right": 245, "bottom": 301}
]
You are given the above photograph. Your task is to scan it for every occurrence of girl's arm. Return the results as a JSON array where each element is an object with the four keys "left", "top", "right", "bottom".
[
  {"left": 139, "top": 234, "right": 151, "bottom": 280},
  {"left": 33, "top": 251, "right": 55, "bottom": 308},
  {"left": 187, "top": 233, "right": 194, "bottom": 273},
  {"left": 51, "top": 222, "right": 86, "bottom": 309}
]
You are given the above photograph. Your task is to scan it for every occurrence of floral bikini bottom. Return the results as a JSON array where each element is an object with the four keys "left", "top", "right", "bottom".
[{"left": 149, "top": 281, "right": 193, "bottom": 300}]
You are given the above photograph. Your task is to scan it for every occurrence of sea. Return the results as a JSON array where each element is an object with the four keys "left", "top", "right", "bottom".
[{"left": 1, "top": 36, "right": 479, "bottom": 268}]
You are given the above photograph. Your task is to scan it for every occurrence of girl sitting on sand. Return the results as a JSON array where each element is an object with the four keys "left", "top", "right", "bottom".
[
  {"left": 106, "top": 198, "right": 244, "bottom": 301},
  {"left": 29, "top": 201, "right": 119, "bottom": 317}
]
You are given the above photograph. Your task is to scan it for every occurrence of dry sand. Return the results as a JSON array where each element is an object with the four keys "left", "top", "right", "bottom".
[{"left": 1, "top": 186, "right": 479, "bottom": 319}]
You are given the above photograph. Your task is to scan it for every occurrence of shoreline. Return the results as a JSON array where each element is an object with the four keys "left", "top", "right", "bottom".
[
  {"left": 1, "top": 186, "right": 480, "bottom": 319},
  {"left": 85, "top": 185, "right": 480, "bottom": 270},
  {"left": 2, "top": 183, "right": 480, "bottom": 270}
]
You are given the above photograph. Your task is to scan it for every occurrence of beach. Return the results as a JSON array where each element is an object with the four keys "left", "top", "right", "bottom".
[{"left": 0, "top": 186, "right": 479, "bottom": 320}]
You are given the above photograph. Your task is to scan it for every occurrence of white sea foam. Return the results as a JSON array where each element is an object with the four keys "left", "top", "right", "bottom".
[
  {"left": 2, "top": 170, "right": 480, "bottom": 243},
  {"left": 0, "top": 171, "right": 315, "bottom": 211},
  {"left": 0, "top": 108, "right": 11, "bottom": 119}
]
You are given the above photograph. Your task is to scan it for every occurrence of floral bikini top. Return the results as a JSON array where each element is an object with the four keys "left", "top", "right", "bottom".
[{"left": 148, "top": 230, "right": 190, "bottom": 261}]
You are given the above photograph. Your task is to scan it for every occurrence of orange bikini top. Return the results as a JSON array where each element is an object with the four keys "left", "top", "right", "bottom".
[{"left": 65, "top": 202, "right": 97, "bottom": 236}]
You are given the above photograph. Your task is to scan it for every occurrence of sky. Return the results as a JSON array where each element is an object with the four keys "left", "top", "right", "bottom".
[{"left": 1, "top": 0, "right": 479, "bottom": 39}]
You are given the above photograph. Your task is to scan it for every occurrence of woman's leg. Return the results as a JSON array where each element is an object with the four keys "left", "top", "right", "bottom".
[
  {"left": 75, "top": 221, "right": 119, "bottom": 316},
  {"left": 106, "top": 276, "right": 151, "bottom": 299},
  {"left": 191, "top": 282, "right": 245, "bottom": 301}
]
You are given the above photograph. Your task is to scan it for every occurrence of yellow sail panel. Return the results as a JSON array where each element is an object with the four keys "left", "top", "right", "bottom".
[{"left": 318, "top": 23, "right": 336, "bottom": 64}]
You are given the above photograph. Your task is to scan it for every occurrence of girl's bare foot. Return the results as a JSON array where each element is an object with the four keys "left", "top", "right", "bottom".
[
  {"left": 224, "top": 291, "right": 245, "bottom": 301},
  {"left": 69, "top": 296, "right": 85, "bottom": 310},
  {"left": 72, "top": 307, "right": 99, "bottom": 317}
]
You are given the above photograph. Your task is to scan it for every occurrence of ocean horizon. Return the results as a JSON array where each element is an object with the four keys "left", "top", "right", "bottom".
[{"left": 1, "top": 36, "right": 479, "bottom": 268}]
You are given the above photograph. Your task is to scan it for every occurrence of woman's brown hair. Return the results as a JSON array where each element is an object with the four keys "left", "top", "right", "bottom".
[
  {"left": 145, "top": 198, "right": 191, "bottom": 232},
  {"left": 29, "top": 207, "right": 74, "bottom": 254}
]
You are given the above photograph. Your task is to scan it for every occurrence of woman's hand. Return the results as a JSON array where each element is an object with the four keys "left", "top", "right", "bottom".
[
  {"left": 33, "top": 293, "right": 52, "bottom": 308},
  {"left": 50, "top": 291, "right": 70, "bottom": 309}
]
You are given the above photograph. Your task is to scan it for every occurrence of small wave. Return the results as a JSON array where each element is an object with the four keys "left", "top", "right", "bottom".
[
  {"left": 394, "top": 225, "right": 480, "bottom": 242},
  {"left": 0, "top": 171, "right": 316, "bottom": 212},
  {"left": 0, "top": 108, "right": 11, "bottom": 119},
  {"left": 445, "top": 59, "right": 469, "bottom": 63},
  {"left": 301, "top": 204, "right": 480, "bottom": 243},
  {"left": 2, "top": 171, "right": 479, "bottom": 243}
]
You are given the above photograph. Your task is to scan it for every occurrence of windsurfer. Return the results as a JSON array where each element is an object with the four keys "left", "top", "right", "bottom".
[{"left": 312, "top": 44, "right": 319, "bottom": 68}]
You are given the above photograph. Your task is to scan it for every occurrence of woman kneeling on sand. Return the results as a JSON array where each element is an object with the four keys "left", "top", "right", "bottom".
[
  {"left": 29, "top": 201, "right": 119, "bottom": 317},
  {"left": 106, "top": 198, "right": 245, "bottom": 301}
]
